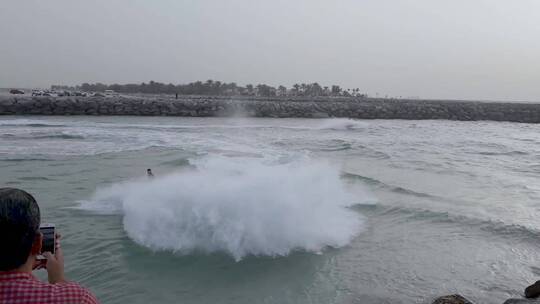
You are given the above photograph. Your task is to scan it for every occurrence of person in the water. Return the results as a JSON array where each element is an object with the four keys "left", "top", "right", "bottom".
[{"left": 147, "top": 168, "right": 154, "bottom": 178}]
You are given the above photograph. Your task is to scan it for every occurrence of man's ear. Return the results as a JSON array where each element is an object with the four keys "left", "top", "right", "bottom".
[{"left": 30, "top": 232, "right": 42, "bottom": 255}]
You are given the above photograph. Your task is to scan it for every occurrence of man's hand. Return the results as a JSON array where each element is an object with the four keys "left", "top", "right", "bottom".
[
  {"left": 32, "top": 258, "right": 46, "bottom": 270},
  {"left": 43, "top": 233, "right": 66, "bottom": 284}
]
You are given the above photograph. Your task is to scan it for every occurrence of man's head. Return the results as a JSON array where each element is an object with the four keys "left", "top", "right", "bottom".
[
  {"left": 147, "top": 169, "right": 152, "bottom": 173},
  {"left": 0, "top": 188, "right": 41, "bottom": 271}
]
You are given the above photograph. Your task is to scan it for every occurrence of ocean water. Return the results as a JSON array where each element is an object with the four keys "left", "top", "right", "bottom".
[{"left": 1, "top": 116, "right": 540, "bottom": 303}]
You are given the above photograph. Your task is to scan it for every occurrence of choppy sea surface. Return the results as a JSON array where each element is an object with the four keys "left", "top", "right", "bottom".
[{"left": 1, "top": 116, "right": 540, "bottom": 304}]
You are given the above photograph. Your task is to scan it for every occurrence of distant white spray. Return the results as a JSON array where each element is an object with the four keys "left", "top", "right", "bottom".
[{"left": 80, "top": 156, "right": 365, "bottom": 260}]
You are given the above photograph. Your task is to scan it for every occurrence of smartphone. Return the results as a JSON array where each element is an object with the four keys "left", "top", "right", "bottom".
[{"left": 39, "top": 223, "right": 55, "bottom": 256}]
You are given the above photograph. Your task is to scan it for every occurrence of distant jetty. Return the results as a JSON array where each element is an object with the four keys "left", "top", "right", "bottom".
[{"left": 1, "top": 95, "right": 540, "bottom": 123}]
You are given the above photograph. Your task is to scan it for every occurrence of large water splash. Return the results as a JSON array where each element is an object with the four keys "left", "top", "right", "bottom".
[{"left": 81, "top": 156, "right": 365, "bottom": 260}]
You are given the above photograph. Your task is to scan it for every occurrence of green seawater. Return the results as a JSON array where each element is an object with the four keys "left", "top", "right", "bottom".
[{"left": 2, "top": 116, "right": 540, "bottom": 303}]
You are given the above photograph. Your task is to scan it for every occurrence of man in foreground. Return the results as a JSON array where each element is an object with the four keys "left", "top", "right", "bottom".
[{"left": 0, "top": 188, "right": 99, "bottom": 304}]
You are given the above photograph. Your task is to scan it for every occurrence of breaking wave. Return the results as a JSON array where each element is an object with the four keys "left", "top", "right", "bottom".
[
  {"left": 1, "top": 132, "right": 86, "bottom": 140},
  {"left": 342, "top": 172, "right": 437, "bottom": 199},
  {"left": 0, "top": 119, "right": 66, "bottom": 127},
  {"left": 78, "top": 157, "right": 365, "bottom": 260},
  {"left": 372, "top": 205, "right": 540, "bottom": 244},
  {"left": 317, "top": 118, "right": 368, "bottom": 130}
]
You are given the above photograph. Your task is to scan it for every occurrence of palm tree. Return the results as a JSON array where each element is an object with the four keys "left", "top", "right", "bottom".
[
  {"left": 246, "top": 84, "right": 254, "bottom": 95},
  {"left": 293, "top": 84, "right": 300, "bottom": 96},
  {"left": 278, "top": 85, "right": 287, "bottom": 96}
]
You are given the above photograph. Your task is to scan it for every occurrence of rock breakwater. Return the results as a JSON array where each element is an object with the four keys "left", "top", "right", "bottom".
[{"left": 1, "top": 96, "right": 540, "bottom": 123}]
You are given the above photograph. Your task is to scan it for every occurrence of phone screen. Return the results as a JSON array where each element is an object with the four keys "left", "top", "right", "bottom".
[{"left": 40, "top": 226, "right": 55, "bottom": 254}]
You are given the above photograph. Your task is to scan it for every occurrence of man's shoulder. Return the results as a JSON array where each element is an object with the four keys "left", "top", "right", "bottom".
[
  {"left": 54, "top": 281, "right": 99, "bottom": 303},
  {"left": 0, "top": 273, "right": 99, "bottom": 303},
  {"left": 20, "top": 280, "right": 99, "bottom": 303}
]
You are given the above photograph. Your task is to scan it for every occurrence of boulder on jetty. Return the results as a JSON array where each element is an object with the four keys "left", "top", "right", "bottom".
[
  {"left": 499, "top": 281, "right": 540, "bottom": 304},
  {"left": 525, "top": 281, "right": 540, "bottom": 299},
  {"left": 503, "top": 299, "right": 540, "bottom": 304},
  {"left": 1, "top": 95, "right": 540, "bottom": 123},
  {"left": 432, "top": 284, "right": 540, "bottom": 304},
  {"left": 432, "top": 294, "right": 474, "bottom": 304}
]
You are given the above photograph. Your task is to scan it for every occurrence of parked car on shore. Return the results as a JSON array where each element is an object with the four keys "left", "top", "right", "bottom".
[
  {"left": 104, "top": 90, "right": 119, "bottom": 97},
  {"left": 32, "top": 90, "right": 58, "bottom": 97},
  {"left": 9, "top": 89, "right": 25, "bottom": 94},
  {"left": 55, "top": 90, "right": 72, "bottom": 97}
]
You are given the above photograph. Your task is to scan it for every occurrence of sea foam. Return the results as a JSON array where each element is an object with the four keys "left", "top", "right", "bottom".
[{"left": 81, "top": 156, "right": 365, "bottom": 260}]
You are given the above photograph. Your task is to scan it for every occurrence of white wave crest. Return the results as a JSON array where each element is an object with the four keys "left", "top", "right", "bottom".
[{"left": 80, "top": 157, "right": 365, "bottom": 260}]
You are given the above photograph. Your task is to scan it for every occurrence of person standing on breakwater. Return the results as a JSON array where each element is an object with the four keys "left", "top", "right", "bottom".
[
  {"left": 0, "top": 188, "right": 99, "bottom": 304},
  {"left": 147, "top": 168, "right": 154, "bottom": 178}
]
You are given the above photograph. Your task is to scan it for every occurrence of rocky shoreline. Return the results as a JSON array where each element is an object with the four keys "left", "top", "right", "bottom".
[
  {"left": 433, "top": 281, "right": 540, "bottom": 304},
  {"left": 1, "top": 95, "right": 540, "bottom": 123},
  {"left": 433, "top": 294, "right": 540, "bottom": 304}
]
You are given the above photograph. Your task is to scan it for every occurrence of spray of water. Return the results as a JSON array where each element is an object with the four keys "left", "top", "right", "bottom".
[{"left": 80, "top": 156, "right": 365, "bottom": 260}]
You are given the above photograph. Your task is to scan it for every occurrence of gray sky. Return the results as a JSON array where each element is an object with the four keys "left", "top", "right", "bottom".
[{"left": 1, "top": 0, "right": 540, "bottom": 101}]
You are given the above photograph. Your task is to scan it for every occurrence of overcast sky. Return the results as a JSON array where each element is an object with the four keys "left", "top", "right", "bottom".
[{"left": 1, "top": 0, "right": 539, "bottom": 101}]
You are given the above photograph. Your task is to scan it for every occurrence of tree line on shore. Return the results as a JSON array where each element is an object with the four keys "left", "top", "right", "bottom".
[{"left": 52, "top": 80, "right": 368, "bottom": 97}]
